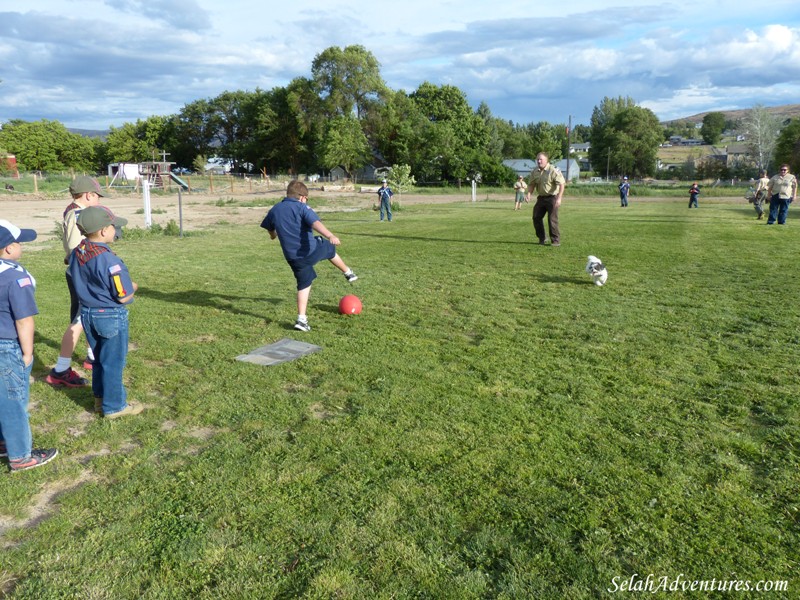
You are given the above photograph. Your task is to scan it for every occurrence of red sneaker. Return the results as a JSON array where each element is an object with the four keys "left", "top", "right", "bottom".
[
  {"left": 45, "top": 368, "right": 89, "bottom": 388},
  {"left": 9, "top": 448, "right": 59, "bottom": 472}
]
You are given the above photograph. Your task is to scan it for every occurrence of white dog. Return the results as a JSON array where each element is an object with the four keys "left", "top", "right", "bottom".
[{"left": 585, "top": 255, "right": 608, "bottom": 286}]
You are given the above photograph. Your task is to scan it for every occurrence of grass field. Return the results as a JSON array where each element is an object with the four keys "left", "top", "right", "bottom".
[{"left": 1, "top": 195, "right": 798, "bottom": 598}]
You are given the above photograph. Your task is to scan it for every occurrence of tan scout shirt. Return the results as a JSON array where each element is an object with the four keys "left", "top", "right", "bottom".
[
  {"left": 62, "top": 206, "right": 85, "bottom": 262},
  {"left": 527, "top": 164, "right": 565, "bottom": 197},
  {"left": 768, "top": 173, "right": 797, "bottom": 199}
]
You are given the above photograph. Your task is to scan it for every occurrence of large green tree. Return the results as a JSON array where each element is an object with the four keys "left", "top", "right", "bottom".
[
  {"left": 607, "top": 106, "right": 663, "bottom": 178},
  {"left": 364, "top": 89, "right": 428, "bottom": 168},
  {"left": 588, "top": 96, "right": 637, "bottom": 175},
  {"left": 319, "top": 115, "right": 371, "bottom": 179},
  {"left": 700, "top": 111, "right": 726, "bottom": 145},
  {"left": 105, "top": 115, "right": 170, "bottom": 163},
  {"left": 773, "top": 118, "right": 800, "bottom": 174},
  {"left": 0, "top": 119, "right": 96, "bottom": 172},
  {"left": 311, "top": 45, "right": 387, "bottom": 119},
  {"left": 409, "top": 82, "right": 494, "bottom": 181}
]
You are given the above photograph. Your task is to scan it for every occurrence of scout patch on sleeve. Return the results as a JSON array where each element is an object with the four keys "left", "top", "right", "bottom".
[
  {"left": 109, "top": 264, "right": 122, "bottom": 274},
  {"left": 112, "top": 274, "right": 127, "bottom": 297},
  {"left": 17, "top": 277, "right": 32, "bottom": 288}
]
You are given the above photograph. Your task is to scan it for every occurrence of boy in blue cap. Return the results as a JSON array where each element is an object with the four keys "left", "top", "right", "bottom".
[
  {"left": 261, "top": 180, "right": 357, "bottom": 332},
  {"left": 68, "top": 206, "right": 142, "bottom": 419},
  {"left": 0, "top": 219, "right": 58, "bottom": 472}
]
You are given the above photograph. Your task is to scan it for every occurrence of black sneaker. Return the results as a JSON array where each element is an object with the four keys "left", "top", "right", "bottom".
[
  {"left": 46, "top": 368, "right": 89, "bottom": 388},
  {"left": 294, "top": 320, "right": 311, "bottom": 332},
  {"left": 344, "top": 271, "right": 358, "bottom": 283},
  {"left": 9, "top": 448, "right": 58, "bottom": 473}
]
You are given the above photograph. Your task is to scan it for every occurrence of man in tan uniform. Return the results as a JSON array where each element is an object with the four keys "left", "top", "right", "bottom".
[
  {"left": 766, "top": 164, "right": 797, "bottom": 225},
  {"left": 526, "top": 152, "right": 566, "bottom": 246}
]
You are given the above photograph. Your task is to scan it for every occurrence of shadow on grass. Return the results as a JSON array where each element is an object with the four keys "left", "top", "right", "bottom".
[
  {"left": 534, "top": 273, "right": 593, "bottom": 285},
  {"left": 136, "top": 287, "right": 281, "bottom": 320},
  {"left": 343, "top": 231, "right": 537, "bottom": 245}
]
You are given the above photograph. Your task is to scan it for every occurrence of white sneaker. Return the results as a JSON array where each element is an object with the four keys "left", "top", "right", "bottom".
[
  {"left": 294, "top": 320, "right": 311, "bottom": 332},
  {"left": 344, "top": 271, "right": 358, "bottom": 283}
]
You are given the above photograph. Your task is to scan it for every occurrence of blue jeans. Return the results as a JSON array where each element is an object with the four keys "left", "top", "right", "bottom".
[
  {"left": 380, "top": 197, "right": 392, "bottom": 221},
  {"left": 767, "top": 194, "right": 790, "bottom": 224},
  {"left": 81, "top": 307, "right": 129, "bottom": 415},
  {"left": 0, "top": 339, "right": 33, "bottom": 461}
]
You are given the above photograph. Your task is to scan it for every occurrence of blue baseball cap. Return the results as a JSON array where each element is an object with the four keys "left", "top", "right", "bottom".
[{"left": 0, "top": 219, "right": 37, "bottom": 248}]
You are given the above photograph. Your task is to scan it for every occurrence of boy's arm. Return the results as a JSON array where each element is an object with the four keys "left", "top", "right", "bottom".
[
  {"left": 63, "top": 209, "right": 86, "bottom": 263},
  {"left": 119, "top": 281, "right": 138, "bottom": 304},
  {"left": 15, "top": 315, "right": 35, "bottom": 366},
  {"left": 311, "top": 220, "right": 340, "bottom": 246}
]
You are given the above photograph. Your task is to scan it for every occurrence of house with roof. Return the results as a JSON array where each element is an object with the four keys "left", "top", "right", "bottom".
[
  {"left": 502, "top": 159, "right": 537, "bottom": 178},
  {"left": 724, "top": 143, "right": 754, "bottom": 169}
]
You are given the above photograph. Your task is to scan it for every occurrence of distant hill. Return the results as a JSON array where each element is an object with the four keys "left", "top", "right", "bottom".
[
  {"left": 662, "top": 103, "right": 800, "bottom": 125},
  {"left": 68, "top": 128, "right": 109, "bottom": 139}
]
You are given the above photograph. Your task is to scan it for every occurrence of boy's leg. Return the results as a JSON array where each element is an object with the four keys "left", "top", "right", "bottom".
[
  {"left": 297, "top": 285, "right": 311, "bottom": 317},
  {"left": 57, "top": 322, "right": 82, "bottom": 363},
  {"left": 81, "top": 309, "right": 104, "bottom": 401},
  {"left": 92, "top": 310, "right": 129, "bottom": 416},
  {"left": 329, "top": 254, "right": 350, "bottom": 274},
  {"left": 0, "top": 341, "right": 33, "bottom": 461},
  {"left": 48, "top": 274, "right": 89, "bottom": 386},
  {"left": 330, "top": 254, "right": 357, "bottom": 282},
  {"left": 385, "top": 199, "right": 392, "bottom": 221}
]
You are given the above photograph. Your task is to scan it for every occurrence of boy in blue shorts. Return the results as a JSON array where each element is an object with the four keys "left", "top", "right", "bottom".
[
  {"left": 261, "top": 180, "right": 357, "bottom": 332},
  {"left": 68, "top": 206, "right": 142, "bottom": 419},
  {"left": 0, "top": 220, "right": 58, "bottom": 472}
]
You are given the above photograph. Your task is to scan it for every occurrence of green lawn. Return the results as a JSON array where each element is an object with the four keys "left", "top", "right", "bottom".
[{"left": 1, "top": 196, "right": 798, "bottom": 598}]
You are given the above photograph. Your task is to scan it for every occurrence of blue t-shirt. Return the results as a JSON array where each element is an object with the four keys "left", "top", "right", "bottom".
[
  {"left": 261, "top": 197, "right": 321, "bottom": 262},
  {"left": 0, "top": 259, "right": 38, "bottom": 340},
  {"left": 68, "top": 241, "right": 135, "bottom": 308}
]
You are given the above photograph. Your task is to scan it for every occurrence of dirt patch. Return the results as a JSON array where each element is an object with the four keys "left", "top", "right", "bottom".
[
  {"left": 0, "top": 471, "right": 95, "bottom": 542},
  {"left": 0, "top": 188, "right": 475, "bottom": 247}
]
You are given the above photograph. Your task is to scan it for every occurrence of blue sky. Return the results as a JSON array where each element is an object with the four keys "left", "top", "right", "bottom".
[{"left": 1, "top": 0, "right": 799, "bottom": 130}]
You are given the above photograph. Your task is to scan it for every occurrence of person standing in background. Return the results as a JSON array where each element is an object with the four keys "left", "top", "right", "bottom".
[{"left": 766, "top": 164, "right": 797, "bottom": 225}]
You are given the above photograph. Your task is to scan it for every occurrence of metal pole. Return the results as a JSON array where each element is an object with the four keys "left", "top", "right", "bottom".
[
  {"left": 178, "top": 188, "right": 184, "bottom": 238},
  {"left": 143, "top": 180, "right": 152, "bottom": 228},
  {"left": 566, "top": 115, "right": 572, "bottom": 181}
]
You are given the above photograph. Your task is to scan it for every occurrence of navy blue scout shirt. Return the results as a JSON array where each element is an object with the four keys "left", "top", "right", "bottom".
[
  {"left": 261, "top": 197, "right": 321, "bottom": 262},
  {"left": 0, "top": 259, "right": 38, "bottom": 340},
  {"left": 68, "top": 240, "right": 135, "bottom": 307}
]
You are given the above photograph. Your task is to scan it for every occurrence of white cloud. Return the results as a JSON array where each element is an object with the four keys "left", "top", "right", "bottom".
[{"left": 1, "top": 2, "right": 799, "bottom": 129}]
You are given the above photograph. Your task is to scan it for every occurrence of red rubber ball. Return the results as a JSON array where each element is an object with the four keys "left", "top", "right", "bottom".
[{"left": 339, "top": 295, "right": 362, "bottom": 315}]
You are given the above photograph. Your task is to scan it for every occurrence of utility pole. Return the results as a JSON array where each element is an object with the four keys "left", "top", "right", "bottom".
[{"left": 565, "top": 115, "right": 572, "bottom": 181}]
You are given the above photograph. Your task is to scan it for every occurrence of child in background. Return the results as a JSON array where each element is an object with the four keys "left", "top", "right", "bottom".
[{"left": 688, "top": 182, "right": 700, "bottom": 208}]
